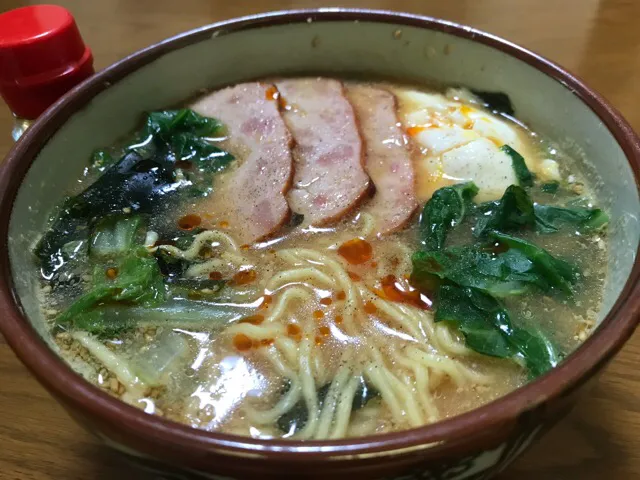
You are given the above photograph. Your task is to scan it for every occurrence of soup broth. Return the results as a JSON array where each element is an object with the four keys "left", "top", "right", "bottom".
[{"left": 35, "top": 78, "right": 607, "bottom": 440}]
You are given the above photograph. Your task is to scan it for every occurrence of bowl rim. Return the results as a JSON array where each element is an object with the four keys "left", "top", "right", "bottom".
[{"left": 0, "top": 8, "right": 639, "bottom": 461}]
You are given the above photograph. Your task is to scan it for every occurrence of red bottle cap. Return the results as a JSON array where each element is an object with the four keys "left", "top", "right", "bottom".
[{"left": 0, "top": 5, "right": 94, "bottom": 119}]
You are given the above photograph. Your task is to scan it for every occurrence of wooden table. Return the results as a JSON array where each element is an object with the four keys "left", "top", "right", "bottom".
[{"left": 0, "top": 0, "right": 639, "bottom": 478}]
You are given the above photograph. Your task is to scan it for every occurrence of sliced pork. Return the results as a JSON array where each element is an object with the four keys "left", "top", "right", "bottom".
[
  {"left": 347, "top": 85, "right": 418, "bottom": 235},
  {"left": 276, "top": 78, "right": 370, "bottom": 226},
  {"left": 190, "top": 82, "right": 293, "bottom": 244}
]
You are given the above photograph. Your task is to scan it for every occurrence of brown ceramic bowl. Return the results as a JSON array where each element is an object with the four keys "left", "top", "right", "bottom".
[{"left": 1, "top": 9, "right": 639, "bottom": 480}]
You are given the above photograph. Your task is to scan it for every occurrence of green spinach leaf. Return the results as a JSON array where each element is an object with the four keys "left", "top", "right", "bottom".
[
  {"left": 435, "top": 285, "right": 559, "bottom": 376},
  {"left": 534, "top": 205, "right": 609, "bottom": 233},
  {"left": 419, "top": 182, "right": 479, "bottom": 250},
  {"left": 490, "top": 231, "right": 579, "bottom": 294},
  {"left": 501, "top": 145, "right": 533, "bottom": 187},
  {"left": 474, "top": 185, "right": 536, "bottom": 237},
  {"left": 412, "top": 247, "right": 548, "bottom": 298}
]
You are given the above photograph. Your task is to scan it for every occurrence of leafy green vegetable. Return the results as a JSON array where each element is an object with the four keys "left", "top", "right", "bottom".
[
  {"left": 89, "top": 215, "right": 144, "bottom": 259},
  {"left": 56, "top": 250, "right": 166, "bottom": 326},
  {"left": 474, "top": 185, "right": 535, "bottom": 237},
  {"left": 435, "top": 285, "right": 559, "bottom": 376},
  {"left": 35, "top": 109, "right": 234, "bottom": 277},
  {"left": 137, "top": 109, "right": 233, "bottom": 173},
  {"left": 534, "top": 205, "right": 609, "bottom": 233},
  {"left": 167, "top": 278, "right": 226, "bottom": 300},
  {"left": 501, "top": 145, "right": 533, "bottom": 187},
  {"left": 490, "top": 231, "right": 579, "bottom": 294},
  {"left": 541, "top": 182, "right": 559, "bottom": 194},
  {"left": 473, "top": 185, "right": 607, "bottom": 236},
  {"left": 470, "top": 90, "right": 515, "bottom": 116},
  {"left": 35, "top": 151, "right": 176, "bottom": 276},
  {"left": 71, "top": 308, "right": 134, "bottom": 338},
  {"left": 412, "top": 247, "right": 548, "bottom": 298},
  {"left": 419, "top": 182, "right": 479, "bottom": 250},
  {"left": 64, "top": 299, "right": 251, "bottom": 335}
]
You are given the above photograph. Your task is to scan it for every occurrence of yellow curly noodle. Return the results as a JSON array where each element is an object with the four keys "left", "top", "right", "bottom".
[{"left": 70, "top": 215, "right": 519, "bottom": 440}]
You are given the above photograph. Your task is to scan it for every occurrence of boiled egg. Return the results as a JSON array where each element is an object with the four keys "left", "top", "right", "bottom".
[{"left": 394, "top": 88, "right": 543, "bottom": 202}]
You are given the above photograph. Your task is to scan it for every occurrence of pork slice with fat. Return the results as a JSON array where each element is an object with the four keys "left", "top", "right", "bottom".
[
  {"left": 346, "top": 84, "right": 418, "bottom": 235},
  {"left": 190, "top": 82, "right": 293, "bottom": 244},
  {"left": 276, "top": 78, "right": 370, "bottom": 226}
]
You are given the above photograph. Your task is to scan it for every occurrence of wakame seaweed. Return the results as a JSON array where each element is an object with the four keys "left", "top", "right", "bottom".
[
  {"left": 470, "top": 89, "right": 515, "bottom": 116},
  {"left": 35, "top": 109, "right": 234, "bottom": 278},
  {"left": 277, "top": 378, "right": 380, "bottom": 434}
]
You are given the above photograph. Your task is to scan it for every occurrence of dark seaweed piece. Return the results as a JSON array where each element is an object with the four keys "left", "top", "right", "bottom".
[
  {"left": 351, "top": 377, "right": 380, "bottom": 410},
  {"left": 277, "top": 384, "right": 331, "bottom": 434},
  {"left": 276, "top": 378, "right": 379, "bottom": 434},
  {"left": 470, "top": 89, "right": 515, "bottom": 116},
  {"left": 541, "top": 182, "right": 559, "bottom": 194},
  {"left": 289, "top": 213, "right": 305, "bottom": 227}
]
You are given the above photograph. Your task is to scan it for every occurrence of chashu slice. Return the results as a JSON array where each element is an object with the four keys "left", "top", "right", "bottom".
[
  {"left": 347, "top": 85, "right": 418, "bottom": 235},
  {"left": 276, "top": 78, "right": 370, "bottom": 226},
  {"left": 190, "top": 82, "right": 293, "bottom": 244}
]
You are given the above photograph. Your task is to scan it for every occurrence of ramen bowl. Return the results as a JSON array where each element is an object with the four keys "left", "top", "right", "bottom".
[{"left": 0, "top": 9, "right": 639, "bottom": 480}]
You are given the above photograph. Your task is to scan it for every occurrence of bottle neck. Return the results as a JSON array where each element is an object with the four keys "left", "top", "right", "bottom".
[{"left": 11, "top": 113, "right": 31, "bottom": 141}]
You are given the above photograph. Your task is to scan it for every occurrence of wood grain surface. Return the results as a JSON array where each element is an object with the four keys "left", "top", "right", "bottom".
[{"left": 1, "top": 0, "right": 639, "bottom": 478}]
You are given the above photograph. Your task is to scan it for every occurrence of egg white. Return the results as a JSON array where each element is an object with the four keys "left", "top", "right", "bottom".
[{"left": 394, "top": 88, "right": 557, "bottom": 202}]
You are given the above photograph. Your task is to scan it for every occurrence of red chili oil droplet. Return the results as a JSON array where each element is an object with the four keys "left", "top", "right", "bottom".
[
  {"left": 105, "top": 267, "right": 118, "bottom": 279},
  {"left": 320, "top": 297, "right": 332, "bottom": 306},
  {"left": 209, "top": 271, "right": 223, "bottom": 280},
  {"left": 364, "top": 301, "right": 377, "bottom": 314},
  {"left": 313, "top": 310, "right": 324, "bottom": 320},
  {"left": 348, "top": 271, "right": 362, "bottom": 281},
  {"left": 265, "top": 85, "right": 278, "bottom": 100},
  {"left": 379, "top": 274, "right": 432, "bottom": 310},
  {"left": 219, "top": 220, "right": 229, "bottom": 228},
  {"left": 232, "top": 269, "right": 257, "bottom": 285},
  {"left": 315, "top": 336, "right": 324, "bottom": 346},
  {"left": 287, "top": 324, "right": 302, "bottom": 340},
  {"left": 178, "top": 214, "right": 201, "bottom": 231},
  {"left": 319, "top": 325, "right": 330, "bottom": 336},
  {"left": 406, "top": 126, "right": 425, "bottom": 137},
  {"left": 233, "top": 334, "right": 253, "bottom": 351},
  {"left": 335, "top": 315, "right": 343, "bottom": 324},
  {"left": 336, "top": 291, "right": 346, "bottom": 301},
  {"left": 338, "top": 238, "right": 373, "bottom": 265},
  {"left": 260, "top": 294, "right": 273, "bottom": 309},
  {"left": 261, "top": 338, "right": 274, "bottom": 346}
]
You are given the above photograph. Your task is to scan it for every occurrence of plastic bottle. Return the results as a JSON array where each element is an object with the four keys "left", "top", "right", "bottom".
[{"left": 0, "top": 5, "right": 94, "bottom": 140}]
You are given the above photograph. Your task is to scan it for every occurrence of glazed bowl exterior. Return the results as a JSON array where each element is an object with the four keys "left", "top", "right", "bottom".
[{"left": 0, "top": 9, "right": 639, "bottom": 480}]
